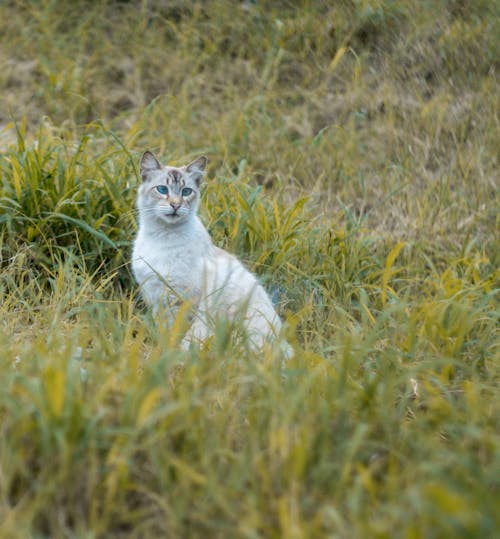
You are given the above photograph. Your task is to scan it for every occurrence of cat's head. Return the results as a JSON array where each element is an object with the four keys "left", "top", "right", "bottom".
[{"left": 137, "top": 151, "right": 207, "bottom": 226}]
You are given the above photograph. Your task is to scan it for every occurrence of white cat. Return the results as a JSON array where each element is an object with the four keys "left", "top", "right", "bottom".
[{"left": 131, "top": 151, "right": 290, "bottom": 353}]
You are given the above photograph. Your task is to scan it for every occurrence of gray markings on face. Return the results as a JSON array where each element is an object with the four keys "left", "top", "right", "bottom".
[{"left": 168, "top": 170, "right": 182, "bottom": 184}]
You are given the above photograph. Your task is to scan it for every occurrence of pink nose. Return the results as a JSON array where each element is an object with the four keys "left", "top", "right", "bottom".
[{"left": 170, "top": 202, "right": 181, "bottom": 211}]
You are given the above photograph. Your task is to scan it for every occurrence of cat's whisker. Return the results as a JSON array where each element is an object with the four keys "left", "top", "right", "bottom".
[{"left": 117, "top": 207, "right": 155, "bottom": 224}]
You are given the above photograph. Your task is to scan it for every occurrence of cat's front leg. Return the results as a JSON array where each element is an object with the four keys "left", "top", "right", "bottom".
[
  {"left": 180, "top": 312, "right": 210, "bottom": 350},
  {"left": 151, "top": 292, "right": 182, "bottom": 329}
]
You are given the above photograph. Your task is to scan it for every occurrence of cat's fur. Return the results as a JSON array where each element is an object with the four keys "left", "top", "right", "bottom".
[{"left": 131, "top": 151, "right": 289, "bottom": 352}]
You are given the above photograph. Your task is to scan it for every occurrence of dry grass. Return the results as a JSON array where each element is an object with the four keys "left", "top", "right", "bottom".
[{"left": 0, "top": 1, "right": 499, "bottom": 537}]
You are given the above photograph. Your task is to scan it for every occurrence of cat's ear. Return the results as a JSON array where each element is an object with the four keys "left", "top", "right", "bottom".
[
  {"left": 140, "top": 151, "right": 162, "bottom": 181},
  {"left": 185, "top": 156, "right": 208, "bottom": 186}
]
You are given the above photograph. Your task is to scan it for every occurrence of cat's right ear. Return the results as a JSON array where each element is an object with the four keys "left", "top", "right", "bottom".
[
  {"left": 140, "top": 151, "right": 162, "bottom": 181},
  {"left": 186, "top": 156, "right": 208, "bottom": 186}
]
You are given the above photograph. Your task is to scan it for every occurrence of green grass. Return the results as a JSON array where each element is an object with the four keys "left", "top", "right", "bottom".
[{"left": 0, "top": 1, "right": 499, "bottom": 537}]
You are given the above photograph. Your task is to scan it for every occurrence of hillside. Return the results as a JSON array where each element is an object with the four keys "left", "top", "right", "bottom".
[{"left": 0, "top": 1, "right": 498, "bottom": 537}]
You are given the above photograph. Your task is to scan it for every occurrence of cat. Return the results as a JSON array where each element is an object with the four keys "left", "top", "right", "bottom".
[{"left": 131, "top": 150, "right": 291, "bottom": 354}]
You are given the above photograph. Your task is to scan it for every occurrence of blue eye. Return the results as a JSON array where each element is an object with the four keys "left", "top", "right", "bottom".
[
  {"left": 181, "top": 187, "right": 193, "bottom": 197},
  {"left": 156, "top": 185, "right": 168, "bottom": 195}
]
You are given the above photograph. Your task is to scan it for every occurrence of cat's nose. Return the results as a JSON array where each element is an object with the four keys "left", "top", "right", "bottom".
[{"left": 170, "top": 200, "right": 181, "bottom": 211}]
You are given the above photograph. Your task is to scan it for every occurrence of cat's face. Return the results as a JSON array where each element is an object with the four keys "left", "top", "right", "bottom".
[{"left": 138, "top": 151, "right": 207, "bottom": 226}]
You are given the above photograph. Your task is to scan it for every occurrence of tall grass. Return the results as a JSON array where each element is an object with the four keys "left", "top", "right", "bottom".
[{"left": 0, "top": 1, "right": 498, "bottom": 537}]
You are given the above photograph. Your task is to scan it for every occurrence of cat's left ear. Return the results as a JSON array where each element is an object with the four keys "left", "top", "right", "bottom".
[
  {"left": 140, "top": 151, "right": 162, "bottom": 182},
  {"left": 186, "top": 156, "right": 208, "bottom": 186}
]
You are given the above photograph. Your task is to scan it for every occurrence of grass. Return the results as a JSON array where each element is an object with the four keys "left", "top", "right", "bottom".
[{"left": 0, "top": 0, "right": 499, "bottom": 537}]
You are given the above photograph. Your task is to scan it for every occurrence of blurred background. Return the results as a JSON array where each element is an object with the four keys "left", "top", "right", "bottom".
[{"left": 1, "top": 0, "right": 497, "bottom": 234}]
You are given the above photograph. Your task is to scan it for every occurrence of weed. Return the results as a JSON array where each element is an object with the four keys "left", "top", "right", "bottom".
[{"left": 0, "top": 1, "right": 498, "bottom": 537}]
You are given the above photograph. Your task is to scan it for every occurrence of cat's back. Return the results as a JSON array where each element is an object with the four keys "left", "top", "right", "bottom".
[
  {"left": 203, "top": 246, "right": 274, "bottom": 310},
  {"left": 206, "top": 246, "right": 257, "bottom": 290},
  {"left": 201, "top": 245, "right": 283, "bottom": 339}
]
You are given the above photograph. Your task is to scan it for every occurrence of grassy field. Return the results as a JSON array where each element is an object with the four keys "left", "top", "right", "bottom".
[{"left": 0, "top": 1, "right": 499, "bottom": 537}]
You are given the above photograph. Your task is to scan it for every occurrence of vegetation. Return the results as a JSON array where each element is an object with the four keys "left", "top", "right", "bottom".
[{"left": 0, "top": 1, "right": 498, "bottom": 537}]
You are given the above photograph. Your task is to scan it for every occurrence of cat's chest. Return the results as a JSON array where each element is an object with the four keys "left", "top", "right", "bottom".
[{"left": 133, "top": 231, "right": 203, "bottom": 293}]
